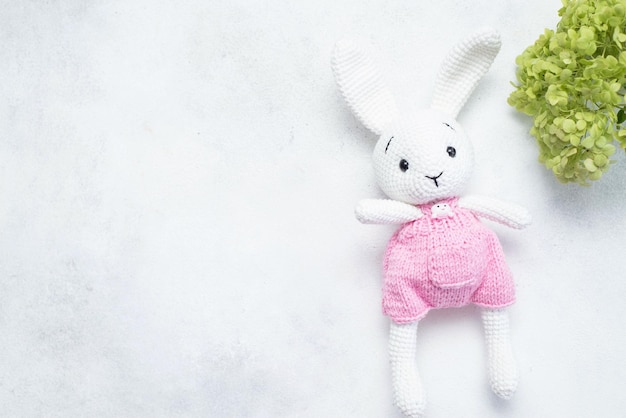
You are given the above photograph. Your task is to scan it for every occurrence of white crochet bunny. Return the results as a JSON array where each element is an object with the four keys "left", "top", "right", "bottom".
[{"left": 332, "top": 29, "right": 531, "bottom": 417}]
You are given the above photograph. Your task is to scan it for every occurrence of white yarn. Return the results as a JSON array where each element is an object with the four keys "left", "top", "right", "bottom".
[
  {"left": 431, "top": 28, "right": 501, "bottom": 118},
  {"left": 481, "top": 308, "right": 519, "bottom": 399},
  {"left": 389, "top": 309, "right": 518, "bottom": 418},
  {"left": 331, "top": 40, "right": 398, "bottom": 135},
  {"left": 332, "top": 28, "right": 529, "bottom": 416},
  {"left": 370, "top": 110, "right": 475, "bottom": 205},
  {"left": 458, "top": 195, "right": 532, "bottom": 229},
  {"left": 389, "top": 322, "right": 425, "bottom": 418},
  {"left": 355, "top": 199, "right": 423, "bottom": 224}
]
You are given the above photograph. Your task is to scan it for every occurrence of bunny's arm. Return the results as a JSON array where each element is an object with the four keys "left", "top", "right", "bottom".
[
  {"left": 458, "top": 195, "right": 531, "bottom": 230},
  {"left": 355, "top": 199, "right": 423, "bottom": 224}
]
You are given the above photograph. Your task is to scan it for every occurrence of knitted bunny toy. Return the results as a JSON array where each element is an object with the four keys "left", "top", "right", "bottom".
[{"left": 332, "top": 29, "right": 531, "bottom": 417}]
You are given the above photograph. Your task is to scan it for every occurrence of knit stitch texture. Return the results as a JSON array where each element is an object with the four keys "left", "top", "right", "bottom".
[
  {"left": 382, "top": 197, "right": 515, "bottom": 323},
  {"left": 481, "top": 309, "right": 519, "bottom": 399},
  {"left": 389, "top": 322, "right": 425, "bottom": 418},
  {"left": 332, "top": 27, "right": 528, "bottom": 415}
]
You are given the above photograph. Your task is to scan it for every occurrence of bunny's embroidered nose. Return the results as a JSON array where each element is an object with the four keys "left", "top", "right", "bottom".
[{"left": 425, "top": 171, "right": 443, "bottom": 188}]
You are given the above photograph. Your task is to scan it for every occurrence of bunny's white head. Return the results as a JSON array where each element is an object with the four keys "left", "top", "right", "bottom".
[{"left": 332, "top": 29, "right": 501, "bottom": 205}]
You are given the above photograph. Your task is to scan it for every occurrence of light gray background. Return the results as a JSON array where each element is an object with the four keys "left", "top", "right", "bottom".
[{"left": 1, "top": 1, "right": 625, "bottom": 417}]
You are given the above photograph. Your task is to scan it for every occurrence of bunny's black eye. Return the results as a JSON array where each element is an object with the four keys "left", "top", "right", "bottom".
[
  {"left": 446, "top": 146, "right": 456, "bottom": 158},
  {"left": 399, "top": 159, "right": 409, "bottom": 172}
]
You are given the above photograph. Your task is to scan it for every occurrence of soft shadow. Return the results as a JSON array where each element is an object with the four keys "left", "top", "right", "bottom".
[
  {"left": 488, "top": 388, "right": 518, "bottom": 415},
  {"left": 417, "top": 305, "right": 483, "bottom": 335}
]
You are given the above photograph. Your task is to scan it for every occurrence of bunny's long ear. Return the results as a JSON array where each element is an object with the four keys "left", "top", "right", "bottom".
[
  {"left": 332, "top": 40, "right": 398, "bottom": 135},
  {"left": 431, "top": 28, "right": 501, "bottom": 119}
]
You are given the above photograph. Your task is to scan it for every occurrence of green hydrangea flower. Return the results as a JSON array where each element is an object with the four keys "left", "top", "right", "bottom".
[{"left": 509, "top": 0, "right": 626, "bottom": 185}]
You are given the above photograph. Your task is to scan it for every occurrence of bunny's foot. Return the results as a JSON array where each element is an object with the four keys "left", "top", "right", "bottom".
[
  {"left": 481, "top": 308, "right": 518, "bottom": 399},
  {"left": 389, "top": 322, "right": 425, "bottom": 418}
]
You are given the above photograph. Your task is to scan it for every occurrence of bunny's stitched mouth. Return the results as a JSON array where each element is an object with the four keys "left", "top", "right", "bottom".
[{"left": 425, "top": 172, "right": 443, "bottom": 188}]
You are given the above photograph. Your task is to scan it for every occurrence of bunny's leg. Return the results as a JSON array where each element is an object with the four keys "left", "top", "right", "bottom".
[
  {"left": 481, "top": 308, "right": 518, "bottom": 399},
  {"left": 389, "top": 321, "right": 425, "bottom": 418}
]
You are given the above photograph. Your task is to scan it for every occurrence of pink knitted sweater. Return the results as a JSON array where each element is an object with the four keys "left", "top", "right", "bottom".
[{"left": 382, "top": 197, "right": 515, "bottom": 324}]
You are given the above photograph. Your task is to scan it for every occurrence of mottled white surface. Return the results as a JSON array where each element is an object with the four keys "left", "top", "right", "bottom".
[{"left": 1, "top": 1, "right": 625, "bottom": 417}]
